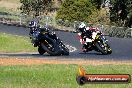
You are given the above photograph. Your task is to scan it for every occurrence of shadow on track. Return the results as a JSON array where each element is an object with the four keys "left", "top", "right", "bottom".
[{"left": 0, "top": 51, "right": 132, "bottom": 61}]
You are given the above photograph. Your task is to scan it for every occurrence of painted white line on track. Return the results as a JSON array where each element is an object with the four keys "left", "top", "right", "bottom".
[{"left": 65, "top": 45, "right": 77, "bottom": 52}]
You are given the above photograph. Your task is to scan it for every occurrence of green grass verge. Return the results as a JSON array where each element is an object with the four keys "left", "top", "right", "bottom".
[
  {"left": 0, "top": 6, "right": 20, "bottom": 15},
  {"left": 0, "top": 64, "right": 131, "bottom": 88},
  {"left": 0, "top": 0, "right": 20, "bottom": 3},
  {"left": 0, "top": 33, "right": 37, "bottom": 53}
]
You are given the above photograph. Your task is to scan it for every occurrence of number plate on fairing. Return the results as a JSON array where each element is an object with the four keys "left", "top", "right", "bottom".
[{"left": 86, "top": 38, "right": 92, "bottom": 42}]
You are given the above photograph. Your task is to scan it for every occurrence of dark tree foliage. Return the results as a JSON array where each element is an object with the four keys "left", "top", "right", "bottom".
[
  {"left": 126, "top": 0, "right": 132, "bottom": 27},
  {"left": 20, "top": 0, "right": 52, "bottom": 16},
  {"left": 110, "top": 0, "right": 132, "bottom": 27},
  {"left": 56, "top": 0, "right": 97, "bottom": 22},
  {"left": 91, "top": 0, "right": 102, "bottom": 9}
]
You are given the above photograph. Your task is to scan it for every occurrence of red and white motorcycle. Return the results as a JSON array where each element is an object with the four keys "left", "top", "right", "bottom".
[{"left": 78, "top": 26, "right": 112, "bottom": 55}]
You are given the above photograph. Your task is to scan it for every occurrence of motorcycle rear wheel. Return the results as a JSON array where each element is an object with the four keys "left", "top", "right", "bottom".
[{"left": 38, "top": 46, "right": 45, "bottom": 55}]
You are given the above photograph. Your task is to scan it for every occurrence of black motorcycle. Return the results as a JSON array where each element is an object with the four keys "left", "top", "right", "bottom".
[{"left": 30, "top": 26, "right": 69, "bottom": 56}]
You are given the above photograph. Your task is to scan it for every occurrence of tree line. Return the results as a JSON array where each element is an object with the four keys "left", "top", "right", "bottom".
[{"left": 20, "top": 0, "right": 132, "bottom": 27}]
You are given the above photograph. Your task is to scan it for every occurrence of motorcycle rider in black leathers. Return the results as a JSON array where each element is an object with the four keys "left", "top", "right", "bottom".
[
  {"left": 29, "top": 21, "right": 38, "bottom": 35},
  {"left": 29, "top": 21, "right": 57, "bottom": 47},
  {"left": 29, "top": 21, "right": 40, "bottom": 47}
]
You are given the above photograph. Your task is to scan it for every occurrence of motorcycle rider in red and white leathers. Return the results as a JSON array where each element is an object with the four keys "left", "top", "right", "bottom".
[{"left": 78, "top": 22, "right": 101, "bottom": 52}]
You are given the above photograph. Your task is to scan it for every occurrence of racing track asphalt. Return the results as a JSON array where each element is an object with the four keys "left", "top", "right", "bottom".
[{"left": 0, "top": 23, "right": 132, "bottom": 61}]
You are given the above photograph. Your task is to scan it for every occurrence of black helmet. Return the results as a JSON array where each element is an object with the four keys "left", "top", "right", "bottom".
[{"left": 29, "top": 21, "right": 37, "bottom": 28}]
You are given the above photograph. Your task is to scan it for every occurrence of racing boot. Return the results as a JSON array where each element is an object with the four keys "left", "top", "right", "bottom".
[
  {"left": 82, "top": 43, "right": 93, "bottom": 53},
  {"left": 82, "top": 44, "right": 89, "bottom": 53}
]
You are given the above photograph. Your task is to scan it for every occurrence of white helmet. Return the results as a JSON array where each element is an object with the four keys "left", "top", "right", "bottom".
[
  {"left": 79, "top": 22, "right": 86, "bottom": 28},
  {"left": 78, "top": 22, "right": 86, "bottom": 32}
]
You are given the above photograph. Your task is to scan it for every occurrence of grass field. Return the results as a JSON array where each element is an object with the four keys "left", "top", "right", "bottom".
[
  {"left": 0, "top": 33, "right": 36, "bottom": 53},
  {"left": 0, "top": 0, "right": 20, "bottom": 13},
  {"left": 0, "top": 64, "right": 131, "bottom": 88}
]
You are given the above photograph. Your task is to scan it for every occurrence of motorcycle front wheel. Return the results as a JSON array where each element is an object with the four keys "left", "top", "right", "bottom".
[
  {"left": 107, "top": 48, "right": 112, "bottom": 54},
  {"left": 41, "top": 41, "right": 62, "bottom": 56},
  {"left": 95, "top": 41, "right": 108, "bottom": 55},
  {"left": 60, "top": 43, "right": 69, "bottom": 55}
]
